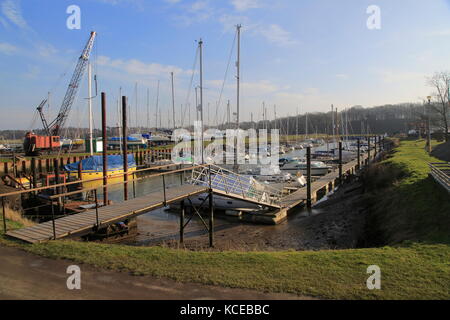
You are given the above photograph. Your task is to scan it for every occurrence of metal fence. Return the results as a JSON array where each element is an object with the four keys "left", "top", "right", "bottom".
[{"left": 429, "top": 162, "right": 450, "bottom": 193}]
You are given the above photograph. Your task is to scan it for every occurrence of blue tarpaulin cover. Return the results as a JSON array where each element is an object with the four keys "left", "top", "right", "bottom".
[
  {"left": 109, "top": 136, "right": 141, "bottom": 141},
  {"left": 64, "top": 154, "right": 136, "bottom": 172}
]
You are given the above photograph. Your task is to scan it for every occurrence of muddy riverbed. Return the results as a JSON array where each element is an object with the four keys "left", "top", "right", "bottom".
[{"left": 132, "top": 178, "right": 367, "bottom": 251}]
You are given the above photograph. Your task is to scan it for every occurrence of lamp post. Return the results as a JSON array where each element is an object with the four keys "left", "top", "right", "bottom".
[{"left": 426, "top": 96, "right": 432, "bottom": 153}]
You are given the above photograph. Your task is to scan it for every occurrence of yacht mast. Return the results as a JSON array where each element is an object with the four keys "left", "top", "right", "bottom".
[
  {"left": 199, "top": 38, "right": 204, "bottom": 164},
  {"left": 331, "top": 104, "right": 335, "bottom": 144},
  {"left": 88, "top": 62, "right": 93, "bottom": 156},
  {"left": 234, "top": 25, "right": 241, "bottom": 172},
  {"left": 296, "top": 106, "right": 299, "bottom": 143},
  {"left": 155, "top": 80, "right": 160, "bottom": 131},
  {"left": 146, "top": 88, "right": 150, "bottom": 131},
  {"left": 171, "top": 72, "right": 176, "bottom": 129}
]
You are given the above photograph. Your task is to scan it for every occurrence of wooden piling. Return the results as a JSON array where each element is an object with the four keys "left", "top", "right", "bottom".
[
  {"left": 306, "top": 146, "right": 312, "bottom": 209},
  {"left": 357, "top": 139, "right": 361, "bottom": 170},
  {"left": 338, "top": 141, "right": 343, "bottom": 184},
  {"left": 77, "top": 161, "right": 82, "bottom": 180},
  {"left": 31, "top": 157, "right": 37, "bottom": 189},
  {"left": 180, "top": 199, "right": 185, "bottom": 244},
  {"left": 209, "top": 189, "right": 214, "bottom": 248},
  {"left": 101, "top": 92, "right": 108, "bottom": 206},
  {"left": 122, "top": 96, "right": 129, "bottom": 201}
]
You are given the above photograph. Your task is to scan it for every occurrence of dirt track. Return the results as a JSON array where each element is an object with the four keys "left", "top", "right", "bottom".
[{"left": 0, "top": 246, "right": 307, "bottom": 300}]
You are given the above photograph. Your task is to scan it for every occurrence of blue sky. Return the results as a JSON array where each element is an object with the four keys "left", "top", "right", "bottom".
[{"left": 1, "top": 0, "right": 450, "bottom": 130}]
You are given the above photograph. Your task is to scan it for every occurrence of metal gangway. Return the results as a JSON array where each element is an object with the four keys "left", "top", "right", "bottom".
[
  {"left": 429, "top": 162, "right": 450, "bottom": 193},
  {"left": 190, "top": 165, "right": 284, "bottom": 209}
]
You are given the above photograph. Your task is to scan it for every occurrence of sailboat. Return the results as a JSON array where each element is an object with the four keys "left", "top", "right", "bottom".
[
  {"left": 65, "top": 154, "right": 137, "bottom": 189},
  {"left": 64, "top": 62, "right": 137, "bottom": 189}
]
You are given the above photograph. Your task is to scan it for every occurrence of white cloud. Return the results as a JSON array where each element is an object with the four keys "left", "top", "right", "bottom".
[
  {"left": 218, "top": 15, "right": 297, "bottom": 47},
  {"left": 172, "top": 0, "right": 214, "bottom": 26},
  {"left": 0, "top": 42, "right": 18, "bottom": 55},
  {"left": 189, "top": 0, "right": 209, "bottom": 12},
  {"left": 94, "top": 0, "right": 144, "bottom": 10},
  {"left": 335, "top": 74, "right": 349, "bottom": 80},
  {"left": 231, "top": 0, "right": 261, "bottom": 11},
  {"left": 1, "top": 0, "right": 27, "bottom": 29},
  {"left": 219, "top": 14, "right": 252, "bottom": 32},
  {"left": 241, "top": 80, "right": 279, "bottom": 95},
  {"left": 257, "top": 24, "right": 297, "bottom": 47},
  {"left": 36, "top": 43, "right": 58, "bottom": 57},
  {"left": 164, "top": 0, "right": 181, "bottom": 4},
  {"left": 97, "top": 55, "right": 187, "bottom": 77}
]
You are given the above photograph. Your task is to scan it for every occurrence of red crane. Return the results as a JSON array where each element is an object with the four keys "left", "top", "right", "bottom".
[{"left": 24, "top": 31, "right": 97, "bottom": 156}]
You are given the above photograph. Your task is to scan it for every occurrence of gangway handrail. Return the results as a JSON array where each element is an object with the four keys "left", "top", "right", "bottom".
[
  {"left": 429, "top": 162, "right": 450, "bottom": 193},
  {"left": 190, "top": 164, "right": 284, "bottom": 207}
]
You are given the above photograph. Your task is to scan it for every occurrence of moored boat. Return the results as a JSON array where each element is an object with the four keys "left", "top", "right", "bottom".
[{"left": 64, "top": 154, "right": 137, "bottom": 189}]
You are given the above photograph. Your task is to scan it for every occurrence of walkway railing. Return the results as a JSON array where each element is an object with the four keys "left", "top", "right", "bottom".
[
  {"left": 190, "top": 165, "right": 283, "bottom": 207},
  {"left": 429, "top": 162, "right": 450, "bottom": 193}
]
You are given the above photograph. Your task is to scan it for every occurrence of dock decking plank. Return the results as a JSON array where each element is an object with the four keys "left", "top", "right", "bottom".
[{"left": 6, "top": 185, "right": 208, "bottom": 243}]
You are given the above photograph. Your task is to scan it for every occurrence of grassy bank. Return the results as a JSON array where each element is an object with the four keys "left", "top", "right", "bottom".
[
  {"left": 364, "top": 139, "right": 450, "bottom": 245},
  {"left": 0, "top": 138, "right": 449, "bottom": 299}
]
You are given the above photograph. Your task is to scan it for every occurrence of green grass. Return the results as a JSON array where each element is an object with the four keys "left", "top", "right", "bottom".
[
  {"left": 0, "top": 138, "right": 449, "bottom": 299},
  {"left": 364, "top": 139, "right": 450, "bottom": 245}
]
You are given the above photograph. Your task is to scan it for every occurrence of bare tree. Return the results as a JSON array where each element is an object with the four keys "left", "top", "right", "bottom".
[{"left": 427, "top": 72, "right": 450, "bottom": 141}]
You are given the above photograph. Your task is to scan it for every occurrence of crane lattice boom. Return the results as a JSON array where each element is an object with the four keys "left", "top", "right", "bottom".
[{"left": 47, "top": 31, "right": 96, "bottom": 136}]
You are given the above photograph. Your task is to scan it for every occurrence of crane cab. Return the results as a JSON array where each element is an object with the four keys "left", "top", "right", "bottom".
[{"left": 23, "top": 132, "right": 61, "bottom": 156}]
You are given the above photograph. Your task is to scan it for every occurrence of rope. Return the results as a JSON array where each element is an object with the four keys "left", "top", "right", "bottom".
[
  {"left": 219, "top": 31, "right": 237, "bottom": 126},
  {"left": 182, "top": 44, "right": 199, "bottom": 127},
  {"left": 214, "top": 31, "right": 237, "bottom": 124}
]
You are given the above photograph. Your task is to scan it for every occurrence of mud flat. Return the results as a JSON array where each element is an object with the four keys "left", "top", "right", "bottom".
[{"left": 134, "top": 179, "right": 368, "bottom": 251}]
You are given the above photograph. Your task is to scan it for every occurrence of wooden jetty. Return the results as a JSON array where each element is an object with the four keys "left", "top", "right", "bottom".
[
  {"left": 6, "top": 185, "right": 207, "bottom": 243},
  {"left": 281, "top": 154, "right": 368, "bottom": 209}
]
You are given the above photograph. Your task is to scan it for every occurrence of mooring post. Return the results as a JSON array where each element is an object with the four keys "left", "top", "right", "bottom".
[
  {"left": 367, "top": 136, "right": 371, "bottom": 165},
  {"left": 208, "top": 165, "right": 214, "bottom": 247},
  {"left": 357, "top": 139, "right": 361, "bottom": 170},
  {"left": 180, "top": 165, "right": 184, "bottom": 185},
  {"left": 180, "top": 199, "right": 185, "bottom": 244},
  {"left": 53, "top": 158, "right": 61, "bottom": 211},
  {"left": 306, "top": 146, "right": 312, "bottom": 209},
  {"left": 51, "top": 199, "right": 56, "bottom": 240},
  {"left": 94, "top": 189, "right": 99, "bottom": 227},
  {"left": 31, "top": 157, "right": 37, "bottom": 189},
  {"left": 162, "top": 175, "right": 166, "bottom": 206},
  {"left": 339, "top": 141, "right": 343, "bottom": 184},
  {"left": 209, "top": 189, "right": 214, "bottom": 248},
  {"left": 38, "top": 159, "right": 42, "bottom": 175},
  {"left": 2, "top": 197, "right": 6, "bottom": 233},
  {"left": 375, "top": 136, "right": 378, "bottom": 155},
  {"left": 132, "top": 172, "right": 136, "bottom": 199},
  {"left": 11, "top": 151, "right": 14, "bottom": 178},
  {"left": 122, "top": 96, "right": 129, "bottom": 201},
  {"left": 101, "top": 92, "right": 108, "bottom": 206},
  {"left": 77, "top": 161, "right": 82, "bottom": 180}
]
